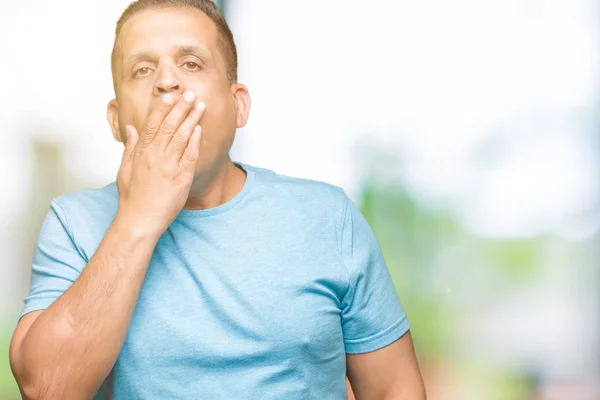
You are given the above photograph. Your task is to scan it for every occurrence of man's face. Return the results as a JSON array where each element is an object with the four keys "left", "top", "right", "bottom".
[{"left": 108, "top": 7, "right": 249, "bottom": 174}]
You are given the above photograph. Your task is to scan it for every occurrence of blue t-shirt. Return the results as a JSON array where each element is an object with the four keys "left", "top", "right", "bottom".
[{"left": 21, "top": 162, "right": 410, "bottom": 399}]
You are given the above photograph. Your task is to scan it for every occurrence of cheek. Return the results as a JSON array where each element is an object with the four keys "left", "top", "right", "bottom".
[
  {"left": 202, "top": 93, "right": 237, "bottom": 133},
  {"left": 118, "top": 95, "right": 153, "bottom": 131},
  {"left": 196, "top": 101, "right": 236, "bottom": 157}
]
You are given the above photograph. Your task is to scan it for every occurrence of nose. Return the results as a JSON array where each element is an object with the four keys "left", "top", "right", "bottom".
[{"left": 153, "top": 62, "right": 184, "bottom": 96}]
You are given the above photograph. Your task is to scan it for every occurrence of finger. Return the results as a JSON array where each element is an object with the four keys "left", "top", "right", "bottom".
[
  {"left": 166, "top": 100, "right": 206, "bottom": 158},
  {"left": 153, "top": 90, "right": 197, "bottom": 150},
  {"left": 122, "top": 125, "right": 139, "bottom": 162},
  {"left": 179, "top": 125, "right": 202, "bottom": 171},
  {"left": 138, "top": 93, "right": 177, "bottom": 148}
]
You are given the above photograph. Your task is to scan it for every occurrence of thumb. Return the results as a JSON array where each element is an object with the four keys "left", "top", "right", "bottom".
[{"left": 123, "top": 125, "right": 139, "bottom": 160}]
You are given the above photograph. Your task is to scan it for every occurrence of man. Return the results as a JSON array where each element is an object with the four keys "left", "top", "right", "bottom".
[{"left": 9, "top": 1, "right": 426, "bottom": 399}]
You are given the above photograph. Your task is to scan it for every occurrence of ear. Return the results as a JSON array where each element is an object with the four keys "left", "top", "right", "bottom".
[
  {"left": 107, "top": 98, "right": 123, "bottom": 143},
  {"left": 230, "top": 83, "right": 251, "bottom": 128}
]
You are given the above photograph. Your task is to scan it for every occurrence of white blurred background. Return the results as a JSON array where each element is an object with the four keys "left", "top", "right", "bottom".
[{"left": 1, "top": 1, "right": 598, "bottom": 399}]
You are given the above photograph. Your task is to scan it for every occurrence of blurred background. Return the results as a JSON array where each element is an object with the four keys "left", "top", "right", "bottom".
[{"left": 1, "top": 0, "right": 599, "bottom": 399}]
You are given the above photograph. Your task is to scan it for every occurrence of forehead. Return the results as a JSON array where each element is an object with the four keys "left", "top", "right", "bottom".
[{"left": 118, "top": 7, "right": 219, "bottom": 58}]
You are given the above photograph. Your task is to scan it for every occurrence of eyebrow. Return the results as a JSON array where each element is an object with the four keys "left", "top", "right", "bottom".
[{"left": 126, "top": 44, "right": 211, "bottom": 67}]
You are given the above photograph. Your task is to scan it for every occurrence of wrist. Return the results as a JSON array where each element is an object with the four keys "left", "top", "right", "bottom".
[{"left": 111, "top": 210, "right": 164, "bottom": 244}]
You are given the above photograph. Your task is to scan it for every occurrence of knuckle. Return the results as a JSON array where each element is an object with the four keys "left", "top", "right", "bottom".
[
  {"left": 171, "top": 131, "right": 188, "bottom": 145},
  {"left": 181, "top": 151, "right": 196, "bottom": 164},
  {"left": 143, "top": 121, "right": 159, "bottom": 134},
  {"left": 160, "top": 123, "right": 176, "bottom": 135},
  {"left": 137, "top": 138, "right": 152, "bottom": 148}
]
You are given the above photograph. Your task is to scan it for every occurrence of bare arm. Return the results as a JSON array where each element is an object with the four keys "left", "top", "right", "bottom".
[
  {"left": 9, "top": 219, "right": 158, "bottom": 399},
  {"left": 9, "top": 91, "right": 206, "bottom": 400},
  {"left": 346, "top": 331, "right": 426, "bottom": 400}
]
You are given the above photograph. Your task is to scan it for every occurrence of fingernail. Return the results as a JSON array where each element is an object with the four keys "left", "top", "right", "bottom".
[
  {"left": 194, "top": 100, "right": 205, "bottom": 111},
  {"left": 183, "top": 90, "right": 196, "bottom": 103},
  {"left": 162, "top": 93, "right": 174, "bottom": 104}
]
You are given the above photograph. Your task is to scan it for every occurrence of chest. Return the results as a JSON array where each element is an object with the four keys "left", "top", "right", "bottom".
[{"left": 117, "top": 230, "right": 348, "bottom": 373}]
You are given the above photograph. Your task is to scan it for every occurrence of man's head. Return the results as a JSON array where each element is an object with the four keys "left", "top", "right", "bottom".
[
  {"left": 111, "top": 0, "right": 238, "bottom": 91},
  {"left": 107, "top": 0, "right": 250, "bottom": 176}
]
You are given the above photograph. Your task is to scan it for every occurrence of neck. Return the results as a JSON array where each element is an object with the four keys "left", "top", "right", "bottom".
[{"left": 184, "top": 157, "right": 246, "bottom": 210}]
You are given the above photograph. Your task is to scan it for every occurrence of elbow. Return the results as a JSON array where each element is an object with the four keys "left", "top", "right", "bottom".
[
  {"left": 18, "top": 385, "right": 41, "bottom": 400},
  {"left": 11, "top": 366, "right": 43, "bottom": 400},
  {"left": 10, "top": 354, "right": 64, "bottom": 400},
  {"left": 10, "top": 322, "right": 83, "bottom": 399},
  {"left": 11, "top": 370, "right": 41, "bottom": 400},
  {"left": 13, "top": 365, "right": 93, "bottom": 400},
  {"left": 14, "top": 379, "right": 69, "bottom": 400},
  {"left": 13, "top": 372, "right": 77, "bottom": 400},
  {"left": 9, "top": 346, "right": 37, "bottom": 400}
]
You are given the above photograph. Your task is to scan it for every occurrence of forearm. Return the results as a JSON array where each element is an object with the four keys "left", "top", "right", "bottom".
[{"left": 15, "top": 214, "right": 159, "bottom": 399}]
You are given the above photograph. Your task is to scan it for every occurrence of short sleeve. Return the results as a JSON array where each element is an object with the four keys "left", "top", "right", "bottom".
[
  {"left": 339, "top": 195, "right": 410, "bottom": 354},
  {"left": 20, "top": 200, "right": 87, "bottom": 319}
]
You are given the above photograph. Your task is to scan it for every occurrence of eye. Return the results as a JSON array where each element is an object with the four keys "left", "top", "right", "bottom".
[
  {"left": 134, "top": 67, "right": 153, "bottom": 77},
  {"left": 183, "top": 61, "right": 201, "bottom": 71}
]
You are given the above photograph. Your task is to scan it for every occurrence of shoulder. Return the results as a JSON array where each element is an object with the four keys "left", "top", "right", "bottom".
[
  {"left": 51, "top": 182, "right": 119, "bottom": 220},
  {"left": 49, "top": 183, "right": 119, "bottom": 252},
  {"left": 246, "top": 163, "right": 350, "bottom": 209},
  {"left": 245, "top": 163, "right": 352, "bottom": 222}
]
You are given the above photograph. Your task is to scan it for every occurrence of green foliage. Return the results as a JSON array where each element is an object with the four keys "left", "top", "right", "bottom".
[
  {"left": 476, "top": 239, "right": 543, "bottom": 281},
  {"left": 357, "top": 179, "right": 542, "bottom": 363},
  {"left": 358, "top": 182, "right": 461, "bottom": 360}
]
